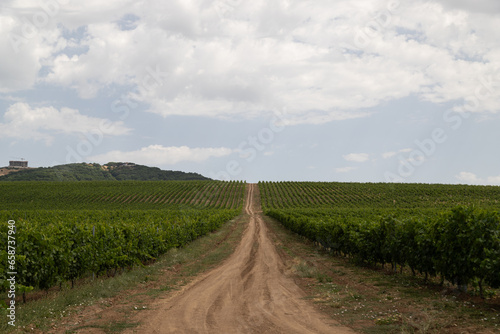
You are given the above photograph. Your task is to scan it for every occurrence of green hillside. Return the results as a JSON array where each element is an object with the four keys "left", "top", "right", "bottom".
[{"left": 0, "top": 162, "right": 210, "bottom": 181}]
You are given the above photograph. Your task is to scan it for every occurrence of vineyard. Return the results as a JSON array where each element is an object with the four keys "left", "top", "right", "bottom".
[
  {"left": 0, "top": 181, "right": 246, "bottom": 300},
  {"left": 0, "top": 180, "right": 245, "bottom": 210},
  {"left": 2, "top": 180, "right": 500, "bottom": 312},
  {"left": 260, "top": 182, "right": 500, "bottom": 296}
]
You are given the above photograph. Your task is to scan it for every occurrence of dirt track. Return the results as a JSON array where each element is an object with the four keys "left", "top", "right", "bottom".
[{"left": 130, "top": 184, "right": 354, "bottom": 333}]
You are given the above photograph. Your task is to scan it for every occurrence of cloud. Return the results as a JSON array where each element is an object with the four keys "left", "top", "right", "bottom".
[
  {"left": 382, "top": 152, "right": 397, "bottom": 159},
  {"left": 2, "top": 0, "right": 500, "bottom": 125},
  {"left": 456, "top": 171, "right": 482, "bottom": 184},
  {"left": 0, "top": 102, "right": 131, "bottom": 144},
  {"left": 0, "top": 12, "right": 62, "bottom": 92},
  {"left": 434, "top": 0, "right": 500, "bottom": 14},
  {"left": 343, "top": 153, "right": 369, "bottom": 163},
  {"left": 456, "top": 172, "right": 500, "bottom": 185},
  {"left": 390, "top": 148, "right": 426, "bottom": 166},
  {"left": 382, "top": 148, "right": 412, "bottom": 159},
  {"left": 335, "top": 166, "right": 357, "bottom": 173},
  {"left": 89, "top": 145, "right": 234, "bottom": 165},
  {"left": 487, "top": 175, "right": 500, "bottom": 184}
]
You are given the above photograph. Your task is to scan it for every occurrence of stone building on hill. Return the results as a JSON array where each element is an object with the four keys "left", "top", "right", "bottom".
[{"left": 9, "top": 160, "right": 28, "bottom": 168}]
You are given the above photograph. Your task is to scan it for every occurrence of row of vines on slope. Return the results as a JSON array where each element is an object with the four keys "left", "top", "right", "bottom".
[
  {"left": 259, "top": 182, "right": 500, "bottom": 296},
  {"left": 0, "top": 181, "right": 246, "bottom": 300},
  {"left": 0, "top": 180, "right": 246, "bottom": 210},
  {"left": 260, "top": 181, "right": 500, "bottom": 210},
  {"left": 0, "top": 209, "right": 239, "bottom": 300}
]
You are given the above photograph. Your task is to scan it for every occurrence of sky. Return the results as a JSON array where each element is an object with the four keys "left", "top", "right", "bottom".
[{"left": 1, "top": 0, "right": 500, "bottom": 184}]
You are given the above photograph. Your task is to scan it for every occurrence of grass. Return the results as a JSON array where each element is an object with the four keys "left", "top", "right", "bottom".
[
  {"left": 263, "top": 214, "right": 500, "bottom": 334},
  {"left": 1, "top": 212, "right": 248, "bottom": 333}
]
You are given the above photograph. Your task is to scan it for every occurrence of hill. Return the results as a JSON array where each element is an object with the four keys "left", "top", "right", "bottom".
[{"left": 0, "top": 162, "right": 210, "bottom": 181}]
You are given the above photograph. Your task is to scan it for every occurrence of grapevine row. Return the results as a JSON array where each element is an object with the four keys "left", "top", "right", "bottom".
[
  {"left": 0, "top": 181, "right": 246, "bottom": 299},
  {"left": 259, "top": 182, "right": 500, "bottom": 295},
  {"left": 0, "top": 209, "right": 240, "bottom": 297},
  {"left": 0, "top": 180, "right": 246, "bottom": 210}
]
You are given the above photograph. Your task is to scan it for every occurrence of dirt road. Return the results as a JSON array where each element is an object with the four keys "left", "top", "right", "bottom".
[{"left": 131, "top": 184, "right": 354, "bottom": 333}]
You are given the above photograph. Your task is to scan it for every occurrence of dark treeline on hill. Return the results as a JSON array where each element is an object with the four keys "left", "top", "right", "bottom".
[{"left": 0, "top": 162, "right": 210, "bottom": 181}]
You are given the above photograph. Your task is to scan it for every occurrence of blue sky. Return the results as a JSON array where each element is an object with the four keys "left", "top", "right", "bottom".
[{"left": 1, "top": 0, "right": 500, "bottom": 184}]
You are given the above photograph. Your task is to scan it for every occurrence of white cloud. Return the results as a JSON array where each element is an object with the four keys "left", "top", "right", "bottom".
[
  {"left": 0, "top": 12, "right": 62, "bottom": 92},
  {"left": 0, "top": 102, "right": 131, "bottom": 144},
  {"left": 456, "top": 171, "right": 483, "bottom": 184},
  {"left": 406, "top": 154, "right": 426, "bottom": 165},
  {"left": 89, "top": 145, "right": 234, "bottom": 165},
  {"left": 487, "top": 175, "right": 500, "bottom": 184},
  {"left": 343, "top": 153, "right": 369, "bottom": 163},
  {"left": 2, "top": 0, "right": 500, "bottom": 125},
  {"left": 456, "top": 172, "right": 500, "bottom": 185},
  {"left": 435, "top": 0, "right": 500, "bottom": 14},
  {"left": 382, "top": 148, "right": 412, "bottom": 159},
  {"left": 335, "top": 166, "right": 357, "bottom": 173}
]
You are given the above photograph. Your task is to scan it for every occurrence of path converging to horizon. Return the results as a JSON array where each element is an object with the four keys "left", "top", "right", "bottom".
[{"left": 131, "top": 184, "right": 353, "bottom": 333}]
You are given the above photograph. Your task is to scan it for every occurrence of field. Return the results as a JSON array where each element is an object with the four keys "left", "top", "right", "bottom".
[
  {"left": 0, "top": 181, "right": 245, "bottom": 301},
  {"left": 260, "top": 182, "right": 500, "bottom": 295},
  {"left": 0, "top": 180, "right": 244, "bottom": 210},
  {"left": 1, "top": 180, "right": 500, "bottom": 333}
]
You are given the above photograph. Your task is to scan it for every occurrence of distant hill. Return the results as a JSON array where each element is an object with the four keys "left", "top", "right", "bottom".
[{"left": 0, "top": 162, "right": 210, "bottom": 181}]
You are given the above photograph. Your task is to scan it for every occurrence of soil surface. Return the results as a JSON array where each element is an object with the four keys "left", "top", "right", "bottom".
[{"left": 127, "top": 184, "right": 353, "bottom": 333}]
